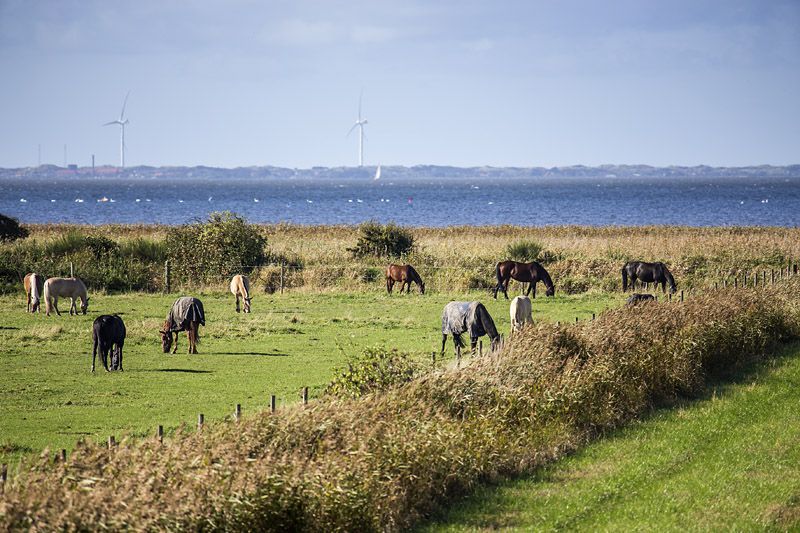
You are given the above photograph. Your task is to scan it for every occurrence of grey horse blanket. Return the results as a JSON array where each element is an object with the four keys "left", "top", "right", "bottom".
[
  {"left": 441, "top": 301, "right": 486, "bottom": 339},
  {"left": 166, "top": 297, "right": 205, "bottom": 332}
]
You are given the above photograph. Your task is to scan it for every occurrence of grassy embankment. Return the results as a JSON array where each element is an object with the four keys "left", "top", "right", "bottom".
[
  {"left": 0, "top": 290, "right": 617, "bottom": 466},
  {"left": 421, "top": 342, "right": 800, "bottom": 531},
  {"left": 1, "top": 283, "right": 797, "bottom": 531}
]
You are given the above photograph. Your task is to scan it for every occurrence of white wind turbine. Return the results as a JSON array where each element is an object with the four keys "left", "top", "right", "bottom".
[
  {"left": 104, "top": 91, "right": 130, "bottom": 167},
  {"left": 347, "top": 92, "right": 368, "bottom": 167}
]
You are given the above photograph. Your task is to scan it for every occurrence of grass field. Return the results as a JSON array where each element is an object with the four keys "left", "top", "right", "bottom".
[
  {"left": 420, "top": 342, "right": 800, "bottom": 532},
  {"left": 0, "top": 288, "right": 619, "bottom": 465}
]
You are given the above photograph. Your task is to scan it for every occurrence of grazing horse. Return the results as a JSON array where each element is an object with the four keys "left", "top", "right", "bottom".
[
  {"left": 493, "top": 260, "right": 555, "bottom": 299},
  {"left": 626, "top": 293, "right": 655, "bottom": 306},
  {"left": 43, "top": 277, "right": 89, "bottom": 316},
  {"left": 160, "top": 296, "right": 205, "bottom": 354},
  {"left": 23, "top": 272, "right": 43, "bottom": 313},
  {"left": 622, "top": 261, "right": 677, "bottom": 293},
  {"left": 441, "top": 301, "right": 500, "bottom": 356},
  {"left": 509, "top": 295, "right": 532, "bottom": 335},
  {"left": 92, "top": 314, "right": 126, "bottom": 372},
  {"left": 386, "top": 264, "right": 425, "bottom": 294},
  {"left": 230, "top": 274, "right": 252, "bottom": 313}
]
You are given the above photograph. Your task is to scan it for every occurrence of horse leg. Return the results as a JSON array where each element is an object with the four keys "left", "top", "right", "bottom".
[
  {"left": 118, "top": 342, "right": 124, "bottom": 371},
  {"left": 471, "top": 338, "right": 478, "bottom": 356},
  {"left": 53, "top": 297, "right": 61, "bottom": 316},
  {"left": 503, "top": 279, "right": 510, "bottom": 299},
  {"left": 172, "top": 332, "right": 179, "bottom": 354},
  {"left": 236, "top": 294, "right": 240, "bottom": 313},
  {"left": 92, "top": 335, "right": 98, "bottom": 373},
  {"left": 441, "top": 334, "right": 447, "bottom": 356}
]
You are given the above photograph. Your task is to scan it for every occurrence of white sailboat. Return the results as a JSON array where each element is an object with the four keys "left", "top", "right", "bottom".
[{"left": 374, "top": 164, "right": 381, "bottom": 181}]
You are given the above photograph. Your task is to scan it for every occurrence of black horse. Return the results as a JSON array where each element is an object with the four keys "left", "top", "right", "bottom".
[
  {"left": 92, "top": 314, "right": 126, "bottom": 372},
  {"left": 493, "top": 260, "right": 555, "bottom": 299},
  {"left": 622, "top": 261, "right": 677, "bottom": 293},
  {"left": 626, "top": 293, "right": 655, "bottom": 306},
  {"left": 441, "top": 301, "right": 500, "bottom": 355}
]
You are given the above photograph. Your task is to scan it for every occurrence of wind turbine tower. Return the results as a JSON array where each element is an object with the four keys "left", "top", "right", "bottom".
[
  {"left": 104, "top": 91, "right": 130, "bottom": 167},
  {"left": 347, "top": 92, "right": 368, "bottom": 167}
]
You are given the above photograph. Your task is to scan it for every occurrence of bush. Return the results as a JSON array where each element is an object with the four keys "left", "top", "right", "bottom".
[
  {"left": 326, "top": 347, "right": 419, "bottom": 399},
  {"left": 347, "top": 221, "right": 414, "bottom": 258},
  {"left": 0, "top": 213, "right": 28, "bottom": 242},
  {"left": 505, "top": 240, "right": 544, "bottom": 262},
  {"left": 165, "top": 212, "right": 267, "bottom": 284}
]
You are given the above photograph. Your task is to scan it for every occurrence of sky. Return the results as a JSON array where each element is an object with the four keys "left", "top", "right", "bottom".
[{"left": 0, "top": 0, "right": 798, "bottom": 169}]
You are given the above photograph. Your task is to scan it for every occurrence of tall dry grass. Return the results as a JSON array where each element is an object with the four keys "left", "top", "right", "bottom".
[
  {"left": 2, "top": 283, "right": 798, "bottom": 531},
  {"left": 5, "top": 224, "right": 799, "bottom": 294}
]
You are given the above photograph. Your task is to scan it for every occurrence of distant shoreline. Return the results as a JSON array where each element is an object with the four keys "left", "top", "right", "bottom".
[{"left": 1, "top": 163, "right": 799, "bottom": 181}]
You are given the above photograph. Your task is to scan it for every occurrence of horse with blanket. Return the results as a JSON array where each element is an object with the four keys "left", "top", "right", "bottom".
[
  {"left": 160, "top": 296, "right": 205, "bottom": 354},
  {"left": 441, "top": 301, "right": 500, "bottom": 356}
]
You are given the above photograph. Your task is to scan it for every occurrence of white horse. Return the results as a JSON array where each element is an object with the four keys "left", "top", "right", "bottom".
[
  {"left": 43, "top": 277, "right": 89, "bottom": 316},
  {"left": 509, "top": 295, "right": 532, "bottom": 335},
  {"left": 23, "top": 272, "right": 43, "bottom": 313},
  {"left": 229, "top": 274, "right": 252, "bottom": 313}
]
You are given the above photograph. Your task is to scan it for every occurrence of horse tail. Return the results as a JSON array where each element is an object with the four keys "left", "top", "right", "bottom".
[
  {"left": 452, "top": 332, "right": 465, "bottom": 349},
  {"left": 241, "top": 275, "right": 250, "bottom": 301},
  {"left": 621, "top": 265, "right": 628, "bottom": 292},
  {"left": 43, "top": 279, "right": 53, "bottom": 315}
]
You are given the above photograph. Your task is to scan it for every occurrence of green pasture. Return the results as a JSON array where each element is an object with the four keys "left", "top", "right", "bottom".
[
  {"left": 421, "top": 343, "right": 800, "bottom": 532},
  {"left": 0, "top": 288, "right": 620, "bottom": 465}
]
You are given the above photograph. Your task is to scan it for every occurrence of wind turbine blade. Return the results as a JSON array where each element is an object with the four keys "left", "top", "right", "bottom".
[
  {"left": 120, "top": 90, "right": 130, "bottom": 120},
  {"left": 103, "top": 121, "right": 119, "bottom": 126},
  {"left": 358, "top": 89, "right": 363, "bottom": 121},
  {"left": 347, "top": 123, "right": 359, "bottom": 136}
]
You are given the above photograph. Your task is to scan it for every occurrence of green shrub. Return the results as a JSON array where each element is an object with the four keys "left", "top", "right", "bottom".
[
  {"left": 165, "top": 212, "right": 267, "bottom": 284},
  {"left": 0, "top": 213, "right": 28, "bottom": 242},
  {"left": 347, "top": 221, "right": 414, "bottom": 258},
  {"left": 326, "top": 347, "right": 419, "bottom": 399},
  {"left": 505, "top": 240, "right": 544, "bottom": 262},
  {"left": 120, "top": 237, "right": 167, "bottom": 263}
]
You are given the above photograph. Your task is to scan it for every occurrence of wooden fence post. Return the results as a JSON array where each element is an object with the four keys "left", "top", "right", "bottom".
[
  {"left": 235, "top": 404, "right": 241, "bottom": 422},
  {"left": 108, "top": 436, "right": 116, "bottom": 449},
  {"left": 771, "top": 269, "right": 775, "bottom": 285},
  {"left": 197, "top": 414, "right": 204, "bottom": 431},
  {"left": 280, "top": 261, "right": 285, "bottom": 295},
  {"left": 302, "top": 387, "right": 308, "bottom": 405},
  {"left": 431, "top": 351, "right": 436, "bottom": 365},
  {"left": 270, "top": 395, "right": 276, "bottom": 413},
  {"left": 592, "top": 312, "right": 596, "bottom": 321},
  {"left": 479, "top": 340, "right": 483, "bottom": 357},
  {"left": 1, "top": 463, "right": 6, "bottom": 494},
  {"left": 157, "top": 425, "right": 164, "bottom": 444},
  {"left": 164, "top": 260, "right": 171, "bottom": 293},
  {"left": 680, "top": 290, "right": 684, "bottom": 302},
  {"left": 734, "top": 278, "right": 738, "bottom": 289},
  {"left": 61, "top": 449, "right": 67, "bottom": 463},
  {"left": 69, "top": 261, "right": 74, "bottom": 278}
]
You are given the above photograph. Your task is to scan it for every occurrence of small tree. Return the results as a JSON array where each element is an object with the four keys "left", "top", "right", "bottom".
[
  {"left": 0, "top": 213, "right": 29, "bottom": 242},
  {"left": 347, "top": 221, "right": 414, "bottom": 258},
  {"left": 505, "top": 240, "right": 544, "bottom": 262},
  {"left": 166, "top": 212, "right": 267, "bottom": 283}
]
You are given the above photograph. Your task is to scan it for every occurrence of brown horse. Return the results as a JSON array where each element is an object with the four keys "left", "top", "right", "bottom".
[
  {"left": 160, "top": 297, "right": 205, "bottom": 354},
  {"left": 493, "top": 260, "right": 555, "bottom": 299},
  {"left": 386, "top": 264, "right": 425, "bottom": 294}
]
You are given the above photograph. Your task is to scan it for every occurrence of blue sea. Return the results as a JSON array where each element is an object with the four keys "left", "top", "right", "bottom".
[{"left": 1, "top": 175, "right": 799, "bottom": 226}]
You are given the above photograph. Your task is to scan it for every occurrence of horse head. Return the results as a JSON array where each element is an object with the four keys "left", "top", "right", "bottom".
[
  {"left": 244, "top": 297, "right": 252, "bottom": 313},
  {"left": 81, "top": 297, "right": 89, "bottom": 314},
  {"left": 160, "top": 328, "right": 172, "bottom": 353},
  {"left": 545, "top": 285, "right": 555, "bottom": 297},
  {"left": 419, "top": 282, "right": 425, "bottom": 295}
]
